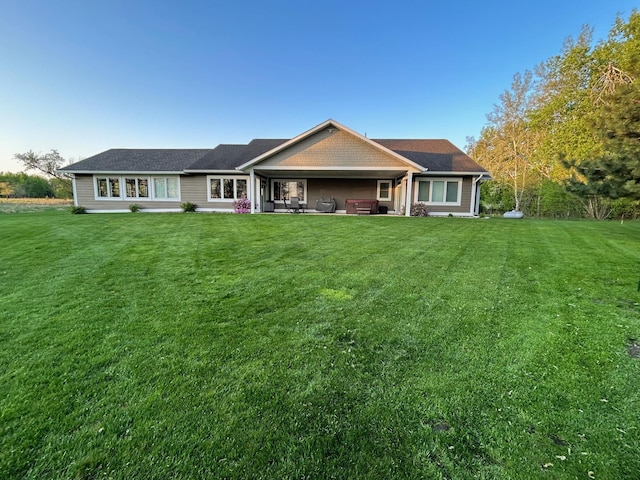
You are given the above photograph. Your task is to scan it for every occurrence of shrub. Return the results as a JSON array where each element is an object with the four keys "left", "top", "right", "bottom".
[
  {"left": 180, "top": 202, "right": 197, "bottom": 213},
  {"left": 410, "top": 203, "right": 429, "bottom": 217},
  {"left": 232, "top": 195, "right": 252, "bottom": 214},
  {"left": 129, "top": 204, "right": 141, "bottom": 213},
  {"left": 70, "top": 205, "right": 86, "bottom": 214}
]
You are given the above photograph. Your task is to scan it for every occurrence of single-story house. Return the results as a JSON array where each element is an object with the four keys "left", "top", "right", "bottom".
[{"left": 59, "top": 119, "right": 491, "bottom": 216}]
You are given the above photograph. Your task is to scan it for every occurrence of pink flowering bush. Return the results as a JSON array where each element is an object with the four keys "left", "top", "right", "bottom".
[{"left": 233, "top": 195, "right": 252, "bottom": 213}]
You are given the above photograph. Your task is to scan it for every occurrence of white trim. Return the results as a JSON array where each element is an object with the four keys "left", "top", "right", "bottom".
[
  {"left": 252, "top": 166, "right": 413, "bottom": 172},
  {"left": 418, "top": 171, "right": 492, "bottom": 177},
  {"left": 414, "top": 177, "right": 463, "bottom": 206},
  {"left": 376, "top": 180, "right": 393, "bottom": 201},
  {"left": 68, "top": 170, "right": 182, "bottom": 175},
  {"left": 183, "top": 169, "right": 239, "bottom": 174}
]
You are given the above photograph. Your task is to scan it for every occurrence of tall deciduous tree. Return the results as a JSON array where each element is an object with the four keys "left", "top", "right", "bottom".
[
  {"left": 14, "top": 150, "right": 72, "bottom": 197},
  {"left": 477, "top": 71, "right": 538, "bottom": 212}
]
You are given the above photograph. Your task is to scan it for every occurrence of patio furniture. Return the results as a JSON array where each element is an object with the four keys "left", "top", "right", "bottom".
[
  {"left": 345, "top": 199, "right": 379, "bottom": 214},
  {"left": 283, "top": 198, "right": 293, "bottom": 213},
  {"left": 290, "top": 197, "right": 306, "bottom": 213},
  {"left": 315, "top": 197, "right": 336, "bottom": 213}
]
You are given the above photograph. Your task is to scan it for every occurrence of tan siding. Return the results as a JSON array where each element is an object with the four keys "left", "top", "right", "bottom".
[
  {"left": 74, "top": 174, "right": 210, "bottom": 211},
  {"left": 260, "top": 130, "right": 409, "bottom": 169},
  {"left": 181, "top": 175, "right": 208, "bottom": 204}
]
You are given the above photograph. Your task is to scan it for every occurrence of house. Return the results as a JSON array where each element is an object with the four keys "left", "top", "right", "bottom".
[{"left": 59, "top": 119, "right": 491, "bottom": 216}]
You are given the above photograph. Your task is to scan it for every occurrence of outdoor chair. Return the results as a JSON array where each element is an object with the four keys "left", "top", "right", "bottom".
[
  {"left": 283, "top": 198, "right": 293, "bottom": 213},
  {"left": 290, "top": 197, "right": 305, "bottom": 213}
]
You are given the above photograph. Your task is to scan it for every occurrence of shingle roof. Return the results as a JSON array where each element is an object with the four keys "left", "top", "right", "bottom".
[
  {"left": 373, "top": 139, "right": 489, "bottom": 173},
  {"left": 186, "top": 139, "right": 287, "bottom": 171},
  {"left": 59, "top": 138, "right": 487, "bottom": 174},
  {"left": 59, "top": 149, "right": 212, "bottom": 172}
]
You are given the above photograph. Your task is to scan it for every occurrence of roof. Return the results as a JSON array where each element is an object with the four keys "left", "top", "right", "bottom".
[
  {"left": 59, "top": 149, "right": 212, "bottom": 173},
  {"left": 373, "top": 139, "right": 489, "bottom": 173},
  {"left": 186, "top": 139, "right": 287, "bottom": 171},
  {"left": 59, "top": 121, "right": 488, "bottom": 175}
]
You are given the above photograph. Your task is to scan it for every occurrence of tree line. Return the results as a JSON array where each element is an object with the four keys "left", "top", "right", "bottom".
[
  {"left": 1, "top": 150, "right": 73, "bottom": 199},
  {"left": 468, "top": 11, "right": 640, "bottom": 219}
]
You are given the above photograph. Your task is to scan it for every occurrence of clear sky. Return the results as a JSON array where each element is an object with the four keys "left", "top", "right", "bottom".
[{"left": 0, "top": 0, "right": 637, "bottom": 173}]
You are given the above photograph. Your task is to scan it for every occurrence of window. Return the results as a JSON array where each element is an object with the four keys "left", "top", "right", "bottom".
[
  {"left": 272, "top": 180, "right": 306, "bottom": 202},
  {"left": 95, "top": 175, "right": 179, "bottom": 200},
  {"left": 125, "top": 178, "right": 149, "bottom": 198},
  {"left": 207, "top": 176, "right": 249, "bottom": 201},
  {"left": 377, "top": 180, "right": 392, "bottom": 201},
  {"left": 415, "top": 178, "right": 461, "bottom": 205},
  {"left": 96, "top": 177, "right": 121, "bottom": 198},
  {"left": 153, "top": 177, "right": 180, "bottom": 200}
]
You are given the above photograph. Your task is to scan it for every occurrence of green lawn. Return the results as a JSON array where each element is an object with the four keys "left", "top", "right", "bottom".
[{"left": 1, "top": 212, "right": 639, "bottom": 479}]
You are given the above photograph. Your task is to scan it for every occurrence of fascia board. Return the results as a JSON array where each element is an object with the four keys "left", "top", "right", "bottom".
[{"left": 60, "top": 170, "right": 185, "bottom": 175}]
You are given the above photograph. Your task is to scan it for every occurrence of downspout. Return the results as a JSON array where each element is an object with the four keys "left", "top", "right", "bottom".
[
  {"left": 71, "top": 175, "right": 78, "bottom": 207},
  {"left": 472, "top": 174, "right": 484, "bottom": 216}
]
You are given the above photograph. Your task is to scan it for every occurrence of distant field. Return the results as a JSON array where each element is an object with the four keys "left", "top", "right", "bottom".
[
  {"left": 1, "top": 212, "right": 639, "bottom": 479},
  {"left": 0, "top": 198, "right": 73, "bottom": 213}
]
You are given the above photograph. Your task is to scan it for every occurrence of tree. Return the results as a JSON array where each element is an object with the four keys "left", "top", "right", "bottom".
[
  {"left": 565, "top": 81, "right": 640, "bottom": 200},
  {"left": 474, "top": 71, "right": 538, "bottom": 212},
  {"left": 14, "top": 149, "right": 72, "bottom": 197},
  {"left": 0, "top": 181, "right": 15, "bottom": 198}
]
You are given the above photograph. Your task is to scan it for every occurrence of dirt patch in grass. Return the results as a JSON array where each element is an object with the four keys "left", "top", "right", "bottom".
[{"left": 627, "top": 340, "right": 640, "bottom": 358}]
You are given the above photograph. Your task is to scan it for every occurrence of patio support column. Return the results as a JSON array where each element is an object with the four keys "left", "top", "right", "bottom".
[
  {"left": 404, "top": 172, "right": 413, "bottom": 216},
  {"left": 249, "top": 169, "right": 256, "bottom": 214}
]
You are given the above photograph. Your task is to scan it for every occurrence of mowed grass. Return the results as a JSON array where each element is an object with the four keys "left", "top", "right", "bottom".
[{"left": 1, "top": 212, "right": 639, "bottom": 479}]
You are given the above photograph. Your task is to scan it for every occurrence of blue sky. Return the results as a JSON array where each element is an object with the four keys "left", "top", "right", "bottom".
[{"left": 0, "top": 0, "right": 637, "bottom": 172}]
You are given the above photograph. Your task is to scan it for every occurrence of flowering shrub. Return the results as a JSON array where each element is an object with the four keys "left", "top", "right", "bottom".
[
  {"left": 233, "top": 195, "right": 251, "bottom": 213},
  {"left": 410, "top": 203, "right": 429, "bottom": 217}
]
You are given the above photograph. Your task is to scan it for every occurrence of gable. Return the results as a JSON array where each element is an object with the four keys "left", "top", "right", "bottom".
[{"left": 255, "top": 129, "right": 416, "bottom": 170}]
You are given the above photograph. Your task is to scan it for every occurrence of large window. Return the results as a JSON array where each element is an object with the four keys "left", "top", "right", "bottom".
[
  {"left": 272, "top": 180, "right": 306, "bottom": 202},
  {"left": 415, "top": 178, "right": 461, "bottom": 205},
  {"left": 95, "top": 176, "right": 179, "bottom": 200},
  {"left": 96, "top": 177, "right": 121, "bottom": 198},
  {"left": 153, "top": 177, "right": 180, "bottom": 200},
  {"left": 377, "top": 180, "right": 392, "bottom": 201},
  {"left": 207, "top": 176, "right": 249, "bottom": 201},
  {"left": 125, "top": 178, "right": 149, "bottom": 198}
]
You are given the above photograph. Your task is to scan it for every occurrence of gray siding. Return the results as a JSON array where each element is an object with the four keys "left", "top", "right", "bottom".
[{"left": 413, "top": 177, "right": 474, "bottom": 214}]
